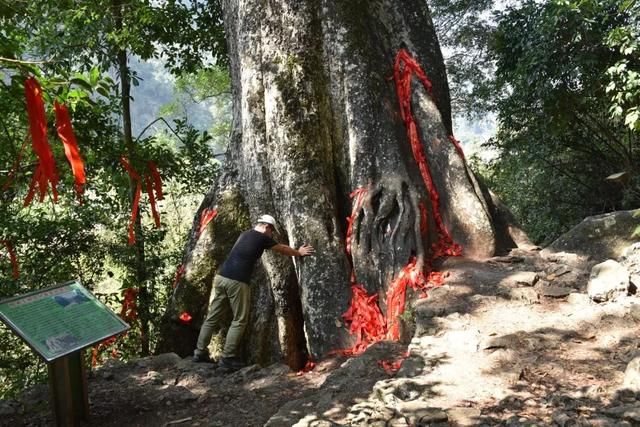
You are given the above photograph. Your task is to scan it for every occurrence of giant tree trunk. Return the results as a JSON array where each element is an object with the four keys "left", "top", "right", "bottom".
[{"left": 157, "top": 0, "right": 526, "bottom": 368}]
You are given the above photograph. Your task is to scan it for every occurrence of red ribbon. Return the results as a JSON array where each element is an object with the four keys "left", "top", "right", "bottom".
[
  {"left": 172, "top": 264, "right": 185, "bottom": 289},
  {"left": 197, "top": 208, "right": 218, "bottom": 238},
  {"left": 345, "top": 188, "right": 368, "bottom": 256},
  {"left": 147, "top": 161, "right": 163, "bottom": 200},
  {"left": 24, "top": 77, "right": 59, "bottom": 206},
  {"left": 145, "top": 175, "right": 160, "bottom": 228},
  {"left": 337, "top": 284, "right": 387, "bottom": 356},
  {"left": 179, "top": 312, "right": 192, "bottom": 324},
  {"left": 296, "top": 359, "right": 317, "bottom": 376},
  {"left": 54, "top": 101, "right": 86, "bottom": 198},
  {"left": 119, "top": 287, "right": 138, "bottom": 322},
  {"left": 1, "top": 241, "right": 19, "bottom": 279},
  {"left": 120, "top": 157, "right": 163, "bottom": 244},
  {"left": 120, "top": 156, "right": 142, "bottom": 245},
  {"left": 393, "top": 49, "right": 462, "bottom": 259},
  {"left": 447, "top": 135, "right": 466, "bottom": 162}
]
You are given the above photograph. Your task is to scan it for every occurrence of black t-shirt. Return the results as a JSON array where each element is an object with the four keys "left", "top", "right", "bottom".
[{"left": 218, "top": 229, "right": 278, "bottom": 283}]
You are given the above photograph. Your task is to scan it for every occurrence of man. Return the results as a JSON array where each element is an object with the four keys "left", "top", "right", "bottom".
[{"left": 193, "top": 214, "right": 315, "bottom": 370}]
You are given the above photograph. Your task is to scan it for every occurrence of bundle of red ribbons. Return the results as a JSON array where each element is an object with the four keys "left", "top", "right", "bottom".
[
  {"left": 119, "top": 157, "right": 163, "bottom": 245},
  {"left": 337, "top": 49, "right": 468, "bottom": 357},
  {"left": 22, "top": 77, "right": 86, "bottom": 205}
]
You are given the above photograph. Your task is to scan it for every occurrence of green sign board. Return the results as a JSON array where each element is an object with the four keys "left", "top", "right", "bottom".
[{"left": 0, "top": 280, "right": 129, "bottom": 362}]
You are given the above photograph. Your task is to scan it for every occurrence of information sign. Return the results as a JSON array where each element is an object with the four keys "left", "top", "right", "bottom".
[{"left": 0, "top": 280, "right": 129, "bottom": 362}]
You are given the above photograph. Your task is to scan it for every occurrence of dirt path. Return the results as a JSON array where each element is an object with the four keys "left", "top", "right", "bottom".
[{"left": 3, "top": 249, "right": 640, "bottom": 426}]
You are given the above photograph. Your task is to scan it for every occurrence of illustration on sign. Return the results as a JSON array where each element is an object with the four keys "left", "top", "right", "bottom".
[{"left": 0, "top": 280, "right": 129, "bottom": 362}]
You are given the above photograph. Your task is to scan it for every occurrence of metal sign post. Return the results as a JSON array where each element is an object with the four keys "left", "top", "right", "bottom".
[{"left": 0, "top": 280, "right": 129, "bottom": 426}]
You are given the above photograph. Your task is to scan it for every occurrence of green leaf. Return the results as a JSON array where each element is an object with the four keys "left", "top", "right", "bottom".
[
  {"left": 96, "top": 86, "right": 109, "bottom": 97},
  {"left": 70, "top": 77, "right": 92, "bottom": 92},
  {"left": 89, "top": 67, "right": 100, "bottom": 86}
]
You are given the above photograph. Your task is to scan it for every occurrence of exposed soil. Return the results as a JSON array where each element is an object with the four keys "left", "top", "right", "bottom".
[{"left": 3, "top": 248, "right": 640, "bottom": 426}]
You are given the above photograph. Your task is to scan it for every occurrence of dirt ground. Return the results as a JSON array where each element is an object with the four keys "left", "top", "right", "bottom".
[{"left": 3, "top": 248, "right": 640, "bottom": 426}]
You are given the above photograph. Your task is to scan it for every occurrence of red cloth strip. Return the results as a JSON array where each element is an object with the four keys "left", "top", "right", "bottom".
[
  {"left": 128, "top": 182, "right": 142, "bottom": 245},
  {"left": 447, "top": 135, "right": 466, "bottom": 162},
  {"left": 147, "top": 161, "right": 163, "bottom": 200},
  {"left": 120, "top": 157, "right": 142, "bottom": 244},
  {"left": 145, "top": 175, "right": 161, "bottom": 228},
  {"left": 338, "top": 284, "right": 386, "bottom": 356},
  {"left": 346, "top": 187, "right": 367, "bottom": 256},
  {"left": 172, "top": 264, "right": 185, "bottom": 289},
  {"left": 54, "top": 101, "right": 86, "bottom": 198},
  {"left": 393, "top": 49, "right": 462, "bottom": 259},
  {"left": 119, "top": 288, "right": 139, "bottom": 322},
  {"left": 197, "top": 208, "right": 218, "bottom": 238},
  {"left": 1, "top": 241, "right": 19, "bottom": 279},
  {"left": 24, "top": 77, "right": 58, "bottom": 205},
  {"left": 179, "top": 312, "right": 192, "bottom": 324}
]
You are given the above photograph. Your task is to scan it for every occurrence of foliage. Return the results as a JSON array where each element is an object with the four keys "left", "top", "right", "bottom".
[
  {"left": 476, "top": 0, "right": 640, "bottom": 244},
  {"left": 0, "top": 0, "right": 225, "bottom": 398},
  {"left": 605, "top": 0, "right": 640, "bottom": 131}
]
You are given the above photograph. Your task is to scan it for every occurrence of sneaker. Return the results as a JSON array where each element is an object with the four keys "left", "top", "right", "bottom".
[
  {"left": 218, "top": 356, "right": 245, "bottom": 371},
  {"left": 192, "top": 353, "right": 215, "bottom": 364}
]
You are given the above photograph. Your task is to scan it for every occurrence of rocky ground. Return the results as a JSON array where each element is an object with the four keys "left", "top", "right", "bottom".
[{"left": 2, "top": 243, "right": 640, "bottom": 426}]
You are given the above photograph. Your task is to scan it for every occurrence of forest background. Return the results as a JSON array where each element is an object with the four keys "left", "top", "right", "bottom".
[{"left": 0, "top": 0, "right": 638, "bottom": 399}]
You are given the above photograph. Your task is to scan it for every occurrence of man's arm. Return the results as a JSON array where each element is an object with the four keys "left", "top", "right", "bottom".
[{"left": 271, "top": 243, "right": 315, "bottom": 257}]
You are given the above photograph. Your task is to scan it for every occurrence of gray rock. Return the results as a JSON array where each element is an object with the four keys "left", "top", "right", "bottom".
[
  {"left": 623, "top": 357, "right": 640, "bottom": 392},
  {"left": 542, "top": 251, "right": 592, "bottom": 270},
  {"left": 509, "top": 287, "right": 540, "bottom": 304},
  {"left": 395, "top": 402, "right": 447, "bottom": 426},
  {"left": 619, "top": 243, "right": 640, "bottom": 288},
  {"left": 567, "top": 293, "right": 589, "bottom": 305},
  {"left": 446, "top": 407, "right": 481, "bottom": 426},
  {"left": 588, "top": 260, "right": 630, "bottom": 302},
  {"left": 542, "top": 209, "right": 640, "bottom": 264},
  {"left": 603, "top": 403, "right": 640, "bottom": 421},
  {"left": 630, "top": 304, "right": 640, "bottom": 321},
  {"left": 535, "top": 283, "right": 573, "bottom": 298},
  {"left": 499, "top": 271, "right": 539, "bottom": 287}
]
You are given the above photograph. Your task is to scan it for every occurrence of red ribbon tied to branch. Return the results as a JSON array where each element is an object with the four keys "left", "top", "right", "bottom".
[
  {"left": 24, "top": 77, "right": 59, "bottom": 206},
  {"left": 120, "top": 157, "right": 163, "bottom": 245},
  {"left": 54, "top": 101, "right": 86, "bottom": 198},
  {"left": 119, "top": 287, "right": 138, "bottom": 323},
  {"left": 1, "top": 241, "right": 19, "bottom": 279}
]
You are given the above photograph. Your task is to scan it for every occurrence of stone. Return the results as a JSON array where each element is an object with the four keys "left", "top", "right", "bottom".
[
  {"left": 509, "top": 287, "right": 540, "bottom": 304},
  {"left": 603, "top": 404, "right": 640, "bottom": 422},
  {"left": 588, "top": 260, "right": 630, "bottom": 302},
  {"left": 542, "top": 209, "right": 640, "bottom": 264},
  {"left": 395, "top": 401, "right": 447, "bottom": 424},
  {"left": 535, "top": 283, "right": 573, "bottom": 298},
  {"left": 567, "top": 293, "right": 589, "bottom": 305},
  {"left": 630, "top": 304, "right": 640, "bottom": 321},
  {"left": 623, "top": 357, "right": 640, "bottom": 392},
  {"left": 619, "top": 243, "right": 640, "bottom": 288},
  {"left": 542, "top": 251, "right": 592, "bottom": 269},
  {"left": 446, "top": 407, "right": 481, "bottom": 426},
  {"left": 499, "top": 271, "right": 539, "bottom": 287}
]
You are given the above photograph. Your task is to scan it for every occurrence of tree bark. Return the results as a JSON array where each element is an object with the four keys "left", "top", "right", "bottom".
[{"left": 158, "top": 0, "right": 526, "bottom": 367}]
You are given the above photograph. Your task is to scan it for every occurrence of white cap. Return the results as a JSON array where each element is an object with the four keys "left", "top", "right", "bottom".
[{"left": 257, "top": 214, "right": 277, "bottom": 227}]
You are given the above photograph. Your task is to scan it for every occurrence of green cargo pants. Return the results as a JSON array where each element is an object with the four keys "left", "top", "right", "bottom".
[{"left": 194, "top": 274, "right": 250, "bottom": 358}]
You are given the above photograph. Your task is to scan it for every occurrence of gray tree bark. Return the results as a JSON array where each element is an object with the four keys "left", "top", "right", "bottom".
[{"left": 157, "top": 0, "right": 526, "bottom": 368}]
